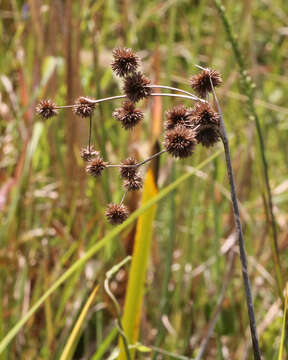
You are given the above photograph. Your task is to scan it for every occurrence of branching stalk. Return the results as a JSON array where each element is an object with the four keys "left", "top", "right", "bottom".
[{"left": 210, "top": 76, "right": 261, "bottom": 360}]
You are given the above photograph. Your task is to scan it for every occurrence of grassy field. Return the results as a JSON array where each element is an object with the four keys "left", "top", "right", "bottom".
[{"left": 0, "top": 0, "right": 288, "bottom": 359}]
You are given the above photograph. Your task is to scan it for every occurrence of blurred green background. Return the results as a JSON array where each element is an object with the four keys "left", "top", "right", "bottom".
[{"left": 0, "top": 0, "right": 288, "bottom": 359}]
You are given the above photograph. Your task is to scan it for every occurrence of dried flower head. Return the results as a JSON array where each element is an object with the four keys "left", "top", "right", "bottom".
[
  {"left": 123, "top": 72, "right": 152, "bottom": 103},
  {"left": 111, "top": 47, "right": 140, "bottom": 77},
  {"left": 164, "top": 104, "right": 192, "bottom": 130},
  {"left": 195, "top": 126, "right": 220, "bottom": 148},
  {"left": 164, "top": 126, "right": 196, "bottom": 158},
  {"left": 73, "top": 97, "right": 96, "bottom": 118},
  {"left": 105, "top": 203, "right": 129, "bottom": 225},
  {"left": 86, "top": 157, "right": 107, "bottom": 177},
  {"left": 190, "top": 69, "right": 222, "bottom": 98},
  {"left": 36, "top": 99, "right": 58, "bottom": 119},
  {"left": 191, "top": 102, "right": 220, "bottom": 128},
  {"left": 80, "top": 146, "right": 99, "bottom": 162},
  {"left": 123, "top": 174, "right": 143, "bottom": 191},
  {"left": 113, "top": 100, "right": 144, "bottom": 130},
  {"left": 120, "top": 157, "right": 138, "bottom": 179}
]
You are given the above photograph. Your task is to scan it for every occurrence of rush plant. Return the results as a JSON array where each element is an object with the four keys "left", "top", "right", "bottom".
[{"left": 36, "top": 47, "right": 261, "bottom": 358}]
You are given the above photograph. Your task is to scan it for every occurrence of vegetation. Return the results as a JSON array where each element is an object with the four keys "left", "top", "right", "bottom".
[{"left": 0, "top": 0, "right": 288, "bottom": 359}]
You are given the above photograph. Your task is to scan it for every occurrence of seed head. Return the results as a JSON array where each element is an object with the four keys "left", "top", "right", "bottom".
[
  {"left": 123, "top": 72, "right": 152, "bottom": 103},
  {"left": 36, "top": 99, "right": 58, "bottom": 119},
  {"left": 73, "top": 97, "right": 96, "bottom": 118},
  {"left": 105, "top": 203, "right": 129, "bottom": 225},
  {"left": 164, "top": 126, "right": 196, "bottom": 158},
  {"left": 113, "top": 100, "right": 144, "bottom": 130},
  {"left": 80, "top": 146, "right": 99, "bottom": 162},
  {"left": 120, "top": 157, "right": 138, "bottom": 179},
  {"left": 191, "top": 102, "right": 220, "bottom": 128},
  {"left": 111, "top": 47, "right": 140, "bottom": 77},
  {"left": 195, "top": 126, "right": 220, "bottom": 148},
  {"left": 86, "top": 157, "right": 107, "bottom": 177},
  {"left": 123, "top": 174, "right": 143, "bottom": 191},
  {"left": 190, "top": 69, "right": 222, "bottom": 98},
  {"left": 164, "top": 104, "right": 192, "bottom": 130}
]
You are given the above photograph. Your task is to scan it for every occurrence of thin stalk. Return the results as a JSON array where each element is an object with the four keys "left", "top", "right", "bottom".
[
  {"left": 88, "top": 115, "right": 92, "bottom": 151},
  {"left": 210, "top": 77, "right": 261, "bottom": 360},
  {"left": 56, "top": 93, "right": 202, "bottom": 110},
  {"left": 148, "top": 84, "right": 205, "bottom": 102},
  {"left": 106, "top": 150, "right": 166, "bottom": 169},
  {"left": 120, "top": 191, "right": 128, "bottom": 206}
]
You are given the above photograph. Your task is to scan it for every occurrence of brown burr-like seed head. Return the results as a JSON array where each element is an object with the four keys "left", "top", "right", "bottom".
[
  {"left": 111, "top": 47, "right": 140, "bottom": 77},
  {"left": 119, "top": 157, "right": 138, "bottom": 179},
  {"left": 164, "top": 104, "right": 192, "bottom": 130},
  {"left": 164, "top": 125, "right": 196, "bottom": 158},
  {"left": 105, "top": 203, "right": 129, "bottom": 225},
  {"left": 36, "top": 99, "right": 58, "bottom": 119},
  {"left": 195, "top": 126, "right": 220, "bottom": 148},
  {"left": 73, "top": 97, "right": 96, "bottom": 118},
  {"left": 190, "top": 69, "right": 222, "bottom": 98},
  {"left": 80, "top": 146, "right": 99, "bottom": 162},
  {"left": 123, "top": 174, "right": 143, "bottom": 191},
  {"left": 191, "top": 102, "right": 220, "bottom": 128},
  {"left": 86, "top": 157, "right": 107, "bottom": 177},
  {"left": 113, "top": 100, "right": 144, "bottom": 130},
  {"left": 123, "top": 72, "right": 152, "bottom": 103}
]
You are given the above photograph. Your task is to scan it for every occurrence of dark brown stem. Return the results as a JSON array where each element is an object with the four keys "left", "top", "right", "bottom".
[{"left": 210, "top": 78, "right": 261, "bottom": 359}]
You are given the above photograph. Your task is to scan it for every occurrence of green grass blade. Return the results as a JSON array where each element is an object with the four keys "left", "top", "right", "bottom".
[{"left": 278, "top": 283, "right": 288, "bottom": 360}]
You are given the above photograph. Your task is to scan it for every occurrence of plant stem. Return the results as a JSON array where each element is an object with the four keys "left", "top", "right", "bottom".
[
  {"left": 106, "top": 150, "right": 166, "bottom": 169},
  {"left": 148, "top": 84, "right": 205, "bottom": 102},
  {"left": 210, "top": 78, "right": 261, "bottom": 359},
  {"left": 88, "top": 114, "right": 92, "bottom": 151}
]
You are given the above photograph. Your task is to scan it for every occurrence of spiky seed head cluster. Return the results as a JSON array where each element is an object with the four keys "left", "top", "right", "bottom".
[
  {"left": 105, "top": 203, "right": 129, "bottom": 225},
  {"left": 113, "top": 100, "right": 144, "bottom": 129},
  {"left": 80, "top": 146, "right": 99, "bottom": 162},
  {"left": 36, "top": 99, "right": 58, "bottom": 119},
  {"left": 164, "top": 126, "right": 196, "bottom": 158},
  {"left": 86, "top": 157, "right": 107, "bottom": 177},
  {"left": 123, "top": 72, "right": 152, "bottom": 103},
  {"left": 111, "top": 47, "right": 140, "bottom": 77},
  {"left": 120, "top": 157, "right": 143, "bottom": 191},
  {"left": 73, "top": 97, "right": 96, "bottom": 118},
  {"left": 164, "top": 104, "right": 192, "bottom": 130},
  {"left": 190, "top": 69, "right": 222, "bottom": 98},
  {"left": 123, "top": 174, "right": 143, "bottom": 191},
  {"left": 188, "top": 102, "right": 220, "bottom": 148}
]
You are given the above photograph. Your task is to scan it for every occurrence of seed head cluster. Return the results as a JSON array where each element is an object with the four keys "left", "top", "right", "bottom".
[
  {"left": 113, "top": 100, "right": 144, "bottom": 129},
  {"left": 73, "top": 97, "right": 96, "bottom": 118},
  {"left": 36, "top": 47, "right": 223, "bottom": 225},
  {"left": 190, "top": 69, "right": 222, "bottom": 98},
  {"left": 111, "top": 47, "right": 140, "bottom": 77},
  {"left": 86, "top": 157, "right": 107, "bottom": 177},
  {"left": 36, "top": 99, "right": 58, "bottom": 119},
  {"left": 105, "top": 203, "right": 129, "bottom": 225}
]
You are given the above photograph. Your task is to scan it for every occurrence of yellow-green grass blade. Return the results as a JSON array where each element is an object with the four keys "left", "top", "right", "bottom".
[
  {"left": 118, "top": 169, "right": 158, "bottom": 360},
  {"left": 60, "top": 285, "right": 99, "bottom": 360},
  {"left": 278, "top": 283, "right": 288, "bottom": 360},
  {"left": 0, "top": 148, "right": 222, "bottom": 354}
]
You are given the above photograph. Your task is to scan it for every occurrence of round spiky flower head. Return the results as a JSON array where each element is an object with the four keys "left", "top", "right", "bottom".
[
  {"left": 164, "top": 125, "right": 196, "bottom": 158},
  {"left": 111, "top": 47, "right": 140, "bottom": 77},
  {"left": 164, "top": 104, "right": 192, "bottom": 130},
  {"left": 86, "top": 157, "right": 107, "bottom": 177},
  {"left": 105, "top": 203, "right": 129, "bottom": 225},
  {"left": 195, "top": 126, "right": 220, "bottom": 148},
  {"left": 120, "top": 157, "right": 138, "bottom": 179},
  {"left": 190, "top": 69, "right": 222, "bottom": 98},
  {"left": 36, "top": 99, "right": 58, "bottom": 119},
  {"left": 73, "top": 97, "right": 96, "bottom": 118},
  {"left": 80, "top": 146, "right": 99, "bottom": 162},
  {"left": 113, "top": 100, "right": 144, "bottom": 130},
  {"left": 123, "top": 174, "right": 143, "bottom": 191},
  {"left": 191, "top": 102, "right": 220, "bottom": 128},
  {"left": 123, "top": 72, "right": 152, "bottom": 103}
]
